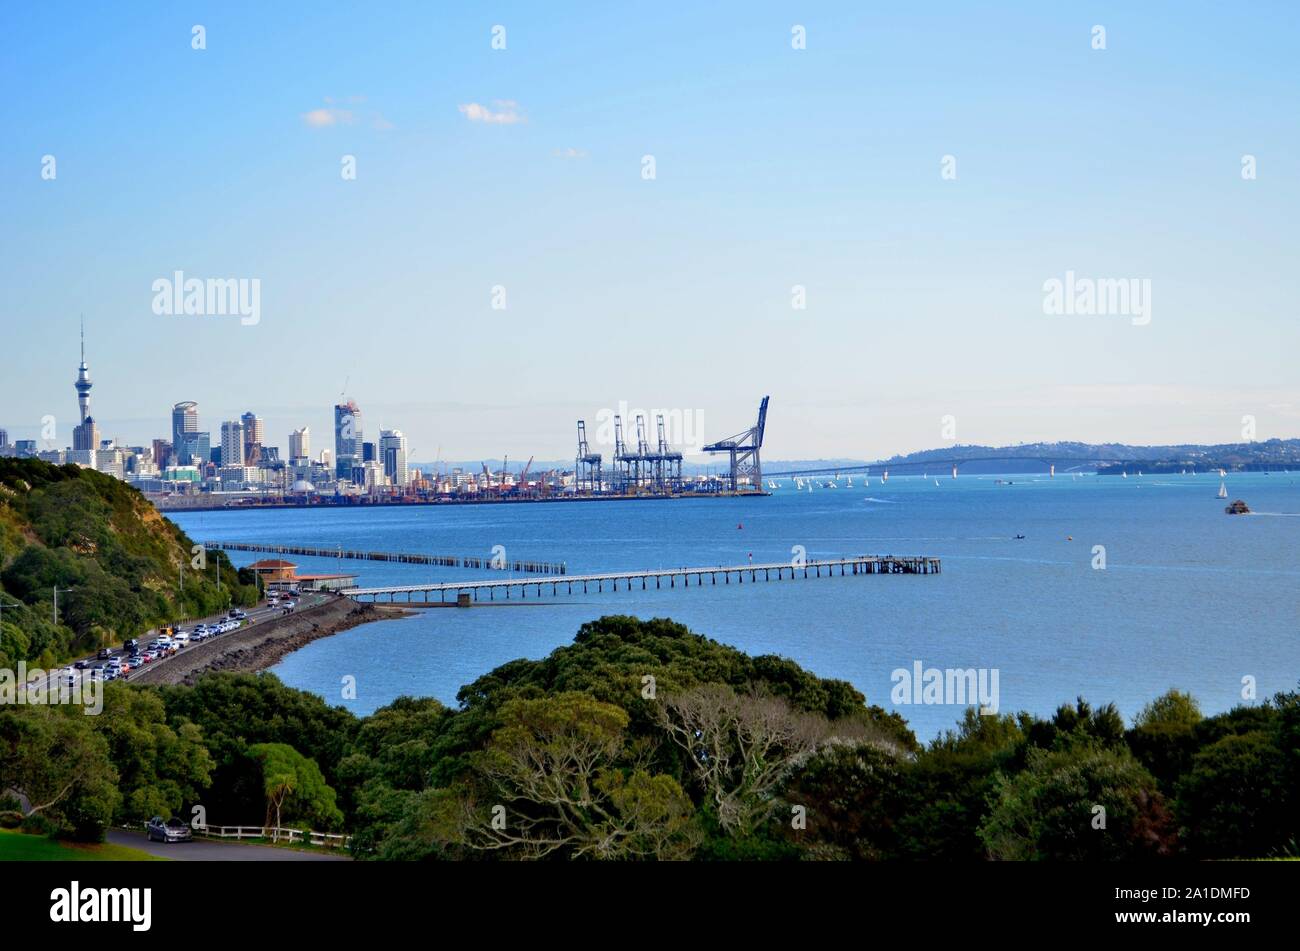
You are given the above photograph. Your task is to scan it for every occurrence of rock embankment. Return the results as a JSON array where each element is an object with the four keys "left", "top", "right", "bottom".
[{"left": 130, "top": 597, "right": 409, "bottom": 686}]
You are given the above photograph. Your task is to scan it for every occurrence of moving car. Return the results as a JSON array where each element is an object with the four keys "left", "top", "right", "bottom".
[{"left": 146, "top": 816, "right": 193, "bottom": 843}]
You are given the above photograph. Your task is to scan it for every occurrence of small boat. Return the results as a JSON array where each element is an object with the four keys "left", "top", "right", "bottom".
[
  {"left": 882, "top": 470, "right": 889, "bottom": 482},
  {"left": 933, "top": 479, "right": 940, "bottom": 487},
  {"left": 1217, "top": 481, "right": 1228, "bottom": 499},
  {"left": 1014, "top": 534, "right": 1025, "bottom": 540},
  {"left": 1225, "top": 499, "right": 1250, "bottom": 515}
]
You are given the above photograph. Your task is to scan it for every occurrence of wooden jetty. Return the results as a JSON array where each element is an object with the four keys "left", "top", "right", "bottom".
[
  {"left": 203, "top": 541, "right": 566, "bottom": 575},
  {"left": 343, "top": 554, "right": 940, "bottom": 604}
]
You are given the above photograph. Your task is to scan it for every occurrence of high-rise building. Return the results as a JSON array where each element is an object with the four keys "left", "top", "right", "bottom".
[
  {"left": 380, "top": 429, "right": 409, "bottom": 487},
  {"left": 172, "top": 401, "right": 199, "bottom": 450},
  {"left": 334, "top": 400, "right": 363, "bottom": 480},
  {"left": 289, "top": 427, "right": 310, "bottom": 463},
  {"left": 240, "top": 412, "right": 264, "bottom": 465},
  {"left": 0, "top": 429, "right": 8, "bottom": 449},
  {"left": 221, "top": 421, "right": 245, "bottom": 468},
  {"left": 152, "top": 438, "right": 173, "bottom": 469}
]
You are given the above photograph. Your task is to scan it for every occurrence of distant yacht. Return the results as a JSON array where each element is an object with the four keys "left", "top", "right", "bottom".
[
  {"left": 1217, "top": 481, "right": 1228, "bottom": 500},
  {"left": 1122, "top": 471, "right": 1128, "bottom": 479}
]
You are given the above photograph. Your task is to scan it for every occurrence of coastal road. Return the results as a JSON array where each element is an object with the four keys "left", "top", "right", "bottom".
[
  {"left": 28, "top": 593, "right": 330, "bottom": 694},
  {"left": 108, "top": 829, "right": 351, "bottom": 861}
]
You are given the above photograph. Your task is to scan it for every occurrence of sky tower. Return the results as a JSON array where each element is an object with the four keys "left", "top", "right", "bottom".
[{"left": 74, "top": 317, "right": 92, "bottom": 424}]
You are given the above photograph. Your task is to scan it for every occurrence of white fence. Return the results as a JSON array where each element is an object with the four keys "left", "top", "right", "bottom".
[{"left": 196, "top": 824, "right": 351, "bottom": 849}]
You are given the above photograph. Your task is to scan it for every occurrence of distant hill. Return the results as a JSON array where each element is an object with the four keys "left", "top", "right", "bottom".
[
  {"left": 0, "top": 459, "right": 256, "bottom": 668},
  {"left": 766, "top": 438, "right": 1300, "bottom": 475}
]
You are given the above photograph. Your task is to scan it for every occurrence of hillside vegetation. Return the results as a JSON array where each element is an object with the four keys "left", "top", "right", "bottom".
[
  {"left": 4, "top": 614, "right": 1296, "bottom": 860},
  {"left": 0, "top": 458, "right": 256, "bottom": 668}
]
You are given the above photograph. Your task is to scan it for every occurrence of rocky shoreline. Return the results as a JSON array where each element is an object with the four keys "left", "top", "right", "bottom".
[{"left": 130, "top": 596, "right": 411, "bottom": 686}]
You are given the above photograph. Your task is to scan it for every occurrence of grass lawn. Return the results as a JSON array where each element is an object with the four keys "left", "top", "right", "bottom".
[{"left": 0, "top": 828, "right": 166, "bottom": 861}]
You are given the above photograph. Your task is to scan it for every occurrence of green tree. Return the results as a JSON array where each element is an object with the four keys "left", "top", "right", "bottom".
[
  {"left": 0, "top": 705, "right": 121, "bottom": 840},
  {"left": 248, "top": 743, "right": 344, "bottom": 836},
  {"left": 979, "top": 744, "right": 1175, "bottom": 860},
  {"left": 1127, "top": 689, "right": 1202, "bottom": 791},
  {"left": 1174, "top": 729, "right": 1288, "bottom": 858}
]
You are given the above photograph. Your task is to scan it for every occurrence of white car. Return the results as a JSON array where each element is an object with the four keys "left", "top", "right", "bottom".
[
  {"left": 156, "top": 634, "right": 173, "bottom": 648},
  {"left": 173, "top": 631, "right": 190, "bottom": 645}
]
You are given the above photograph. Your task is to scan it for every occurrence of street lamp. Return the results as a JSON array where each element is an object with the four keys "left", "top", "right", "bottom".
[{"left": 52, "top": 586, "right": 75, "bottom": 625}]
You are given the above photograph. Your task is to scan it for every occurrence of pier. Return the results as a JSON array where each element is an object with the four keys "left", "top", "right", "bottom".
[
  {"left": 343, "top": 554, "right": 940, "bottom": 604},
  {"left": 203, "top": 541, "right": 566, "bottom": 575}
]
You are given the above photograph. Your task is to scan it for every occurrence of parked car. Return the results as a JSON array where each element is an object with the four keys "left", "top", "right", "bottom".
[{"left": 146, "top": 816, "right": 193, "bottom": 843}]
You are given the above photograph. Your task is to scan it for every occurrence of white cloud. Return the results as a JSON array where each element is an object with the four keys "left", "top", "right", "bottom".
[
  {"left": 302, "top": 107, "right": 355, "bottom": 128},
  {"left": 554, "top": 147, "right": 587, "bottom": 159},
  {"left": 458, "top": 100, "right": 525, "bottom": 124}
]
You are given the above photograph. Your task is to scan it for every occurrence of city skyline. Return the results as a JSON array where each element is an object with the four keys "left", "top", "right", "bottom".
[{"left": 3, "top": 3, "right": 1298, "bottom": 459}]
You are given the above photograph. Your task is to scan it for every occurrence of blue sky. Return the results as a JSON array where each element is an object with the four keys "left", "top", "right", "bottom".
[{"left": 2, "top": 1, "right": 1297, "bottom": 461}]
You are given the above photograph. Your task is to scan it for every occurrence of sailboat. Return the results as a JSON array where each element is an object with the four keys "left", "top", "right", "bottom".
[{"left": 1217, "top": 481, "right": 1228, "bottom": 500}]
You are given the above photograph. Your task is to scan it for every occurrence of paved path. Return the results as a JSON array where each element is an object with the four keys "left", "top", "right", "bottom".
[{"left": 108, "top": 829, "right": 351, "bottom": 861}]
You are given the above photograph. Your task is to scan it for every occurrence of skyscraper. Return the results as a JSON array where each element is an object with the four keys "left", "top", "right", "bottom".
[
  {"left": 171, "top": 401, "right": 208, "bottom": 465},
  {"left": 334, "top": 400, "right": 362, "bottom": 480},
  {"left": 380, "top": 429, "right": 409, "bottom": 487},
  {"left": 221, "top": 421, "right": 245, "bottom": 467},
  {"left": 289, "top": 427, "right": 310, "bottom": 463},
  {"left": 172, "top": 401, "right": 198, "bottom": 449},
  {"left": 240, "top": 412, "right": 264, "bottom": 465}
]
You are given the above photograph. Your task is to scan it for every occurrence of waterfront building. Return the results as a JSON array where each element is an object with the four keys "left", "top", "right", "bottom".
[
  {"left": 334, "top": 400, "right": 363, "bottom": 480},
  {"left": 176, "top": 431, "right": 210, "bottom": 466},
  {"left": 380, "top": 429, "right": 409, "bottom": 487},
  {"left": 221, "top": 421, "right": 245, "bottom": 467},
  {"left": 172, "top": 401, "right": 198, "bottom": 450},
  {"left": 241, "top": 412, "right": 265, "bottom": 465},
  {"left": 289, "top": 427, "right": 310, "bottom": 463}
]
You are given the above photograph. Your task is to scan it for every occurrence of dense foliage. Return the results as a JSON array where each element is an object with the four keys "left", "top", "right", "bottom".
[
  {"left": 3, "top": 614, "right": 1295, "bottom": 860},
  {"left": 0, "top": 458, "right": 256, "bottom": 666}
]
